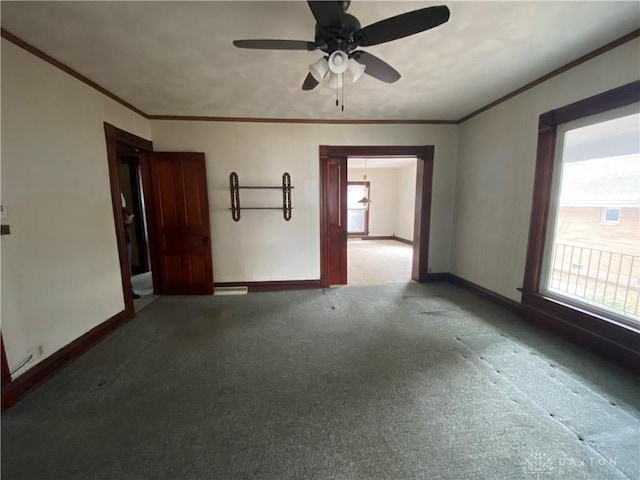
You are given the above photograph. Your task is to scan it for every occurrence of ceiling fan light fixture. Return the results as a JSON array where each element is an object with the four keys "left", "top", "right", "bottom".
[
  {"left": 309, "top": 57, "right": 329, "bottom": 82},
  {"left": 327, "top": 72, "right": 344, "bottom": 89},
  {"left": 328, "top": 50, "right": 349, "bottom": 74},
  {"left": 347, "top": 58, "right": 366, "bottom": 83}
]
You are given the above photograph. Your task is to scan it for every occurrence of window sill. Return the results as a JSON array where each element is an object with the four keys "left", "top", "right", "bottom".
[{"left": 521, "top": 290, "right": 640, "bottom": 353}]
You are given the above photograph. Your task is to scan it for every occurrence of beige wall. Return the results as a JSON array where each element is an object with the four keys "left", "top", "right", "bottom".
[
  {"left": 451, "top": 39, "right": 640, "bottom": 301},
  {"left": 1, "top": 39, "right": 151, "bottom": 376},
  {"left": 151, "top": 121, "right": 459, "bottom": 281}
]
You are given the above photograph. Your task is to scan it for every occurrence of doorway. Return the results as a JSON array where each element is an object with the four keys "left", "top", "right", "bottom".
[
  {"left": 117, "top": 154, "right": 157, "bottom": 311},
  {"left": 347, "top": 156, "right": 417, "bottom": 285},
  {"left": 104, "top": 123, "right": 158, "bottom": 319},
  {"left": 105, "top": 124, "right": 215, "bottom": 315},
  {"left": 117, "top": 156, "right": 150, "bottom": 277},
  {"left": 319, "top": 146, "right": 434, "bottom": 287}
]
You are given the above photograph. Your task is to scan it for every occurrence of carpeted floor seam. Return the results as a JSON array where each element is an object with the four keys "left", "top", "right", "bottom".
[{"left": 454, "top": 336, "right": 636, "bottom": 480}]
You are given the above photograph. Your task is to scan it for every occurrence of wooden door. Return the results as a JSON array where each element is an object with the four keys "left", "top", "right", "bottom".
[
  {"left": 149, "top": 152, "right": 214, "bottom": 295},
  {"left": 325, "top": 156, "right": 348, "bottom": 285}
]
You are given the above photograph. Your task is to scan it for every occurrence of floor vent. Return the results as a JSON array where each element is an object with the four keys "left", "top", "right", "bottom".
[{"left": 214, "top": 286, "right": 248, "bottom": 296}]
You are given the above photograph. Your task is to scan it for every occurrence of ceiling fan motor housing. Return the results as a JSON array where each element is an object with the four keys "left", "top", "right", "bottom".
[{"left": 314, "top": 13, "right": 361, "bottom": 54}]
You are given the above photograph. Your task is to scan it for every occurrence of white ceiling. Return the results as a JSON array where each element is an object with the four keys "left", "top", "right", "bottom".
[{"left": 2, "top": 1, "right": 639, "bottom": 120}]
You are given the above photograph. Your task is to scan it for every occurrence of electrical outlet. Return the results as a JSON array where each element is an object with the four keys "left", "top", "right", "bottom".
[{"left": 428, "top": 267, "right": 432, "bottom": 273}]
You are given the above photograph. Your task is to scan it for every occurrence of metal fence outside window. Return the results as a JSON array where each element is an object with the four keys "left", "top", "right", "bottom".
[{"left": 548, "top": 243, "right": 640, "bottom": 320}]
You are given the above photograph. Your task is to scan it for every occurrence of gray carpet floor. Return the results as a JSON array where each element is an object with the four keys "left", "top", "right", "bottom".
[{"left": 2, "top": 283, "right": 638, "bottom": 480}]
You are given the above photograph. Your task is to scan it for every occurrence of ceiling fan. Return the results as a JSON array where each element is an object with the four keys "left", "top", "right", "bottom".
[{"left": 232, "top": 1, "right": 450, "bottom": 94}]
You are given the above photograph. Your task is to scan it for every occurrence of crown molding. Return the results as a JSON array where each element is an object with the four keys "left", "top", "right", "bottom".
[
  {"left": 147, "top": 115, "right": 457, "bottom": 125},
  {"left": 458, "top": 28, "right": 640, "bottom": 124},
  {"left": 1, "top": 28, "right": 148, "bottom": 119},
  {"left": 3, "top": 26, "right": 638, "bottom": 126}
]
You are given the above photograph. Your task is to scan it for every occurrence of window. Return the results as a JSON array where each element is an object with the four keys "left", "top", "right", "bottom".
[
  {"left": 524, "top": 81, "right": 640, "bottom": 339},
  {"left": 601, "top": 207, "right": 620, "bottom": 225},
  {"left": 541, "top": 107, "right": 639, "bottom": 324},
  {"left": 347, "top": 182, "right": 370, "bottom": 235}
]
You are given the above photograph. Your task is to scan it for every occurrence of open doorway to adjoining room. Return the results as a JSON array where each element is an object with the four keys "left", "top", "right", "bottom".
[
  {"left": 117, "top": 153, "right": 158, "bottom": 311},
  {"left": 104, "top": 123, "right": 159, "bottom": 316},
  {"left": 347, "top": 157, "right": 417, "bottom": 286},
  {"left": 319, "top": 145, "right": 434, "bottom": 288}
]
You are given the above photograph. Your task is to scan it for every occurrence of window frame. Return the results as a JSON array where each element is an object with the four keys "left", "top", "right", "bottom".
[
  {"left": 522, "top": 80, "right": 640, "bottom": 346},
  {"left": 346, "top": 181, "right": 370, "bottom": 236},
  {"left": 538, "top": 103, "right": 639, "bottom": 324}
]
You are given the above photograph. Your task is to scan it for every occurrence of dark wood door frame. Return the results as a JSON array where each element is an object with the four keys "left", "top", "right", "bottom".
[
  {"left": 322, "top": 156, "right": 348, "bottom": 285},
  {"left": 1, "top": 333, "right": 10, "bottom": 385},
  {"left": 320, "top": 145, "right": 434, "bottom": 287},
  {"left": 104, "top": 123, "right": 156, "bottom": 318}
]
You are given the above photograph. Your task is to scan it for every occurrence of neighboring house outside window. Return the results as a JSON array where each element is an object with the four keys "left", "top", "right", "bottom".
[
  {"left": 553, "top": 155, "right": 639, "bottom": 258},
  {"left": 601, "top": 207, "right": 620, "bottom": 225}
]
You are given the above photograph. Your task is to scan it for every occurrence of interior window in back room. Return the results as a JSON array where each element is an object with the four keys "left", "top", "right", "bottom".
[{"left": 347, "top": 182, "right": 370, "bottom": 235}]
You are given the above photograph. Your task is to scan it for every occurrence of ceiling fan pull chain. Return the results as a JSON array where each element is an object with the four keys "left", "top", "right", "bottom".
[{"left": 341, "top": 79, "right": 345, "bottom": 112}]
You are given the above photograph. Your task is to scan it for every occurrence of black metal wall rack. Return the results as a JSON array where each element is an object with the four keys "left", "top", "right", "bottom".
[{"left": 229, "top": 172, "right": 293, "bottom": 222}]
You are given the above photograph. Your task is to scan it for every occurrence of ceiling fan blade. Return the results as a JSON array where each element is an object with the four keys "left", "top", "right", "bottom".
[
  {"left": 351, "top": 51, "right": 400, "bottom": 83},
  {"left": 307, "top": 1, "right": 343, "bottom": 27},
  {"left": 302, "top": 73, "right": 320, "bottom": 91},
  {"left": 233, "top": 39, "right": 317, "bottom": 51},
  {"left": 356, "top": 5, "right": 450, "bottom": 47}
]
